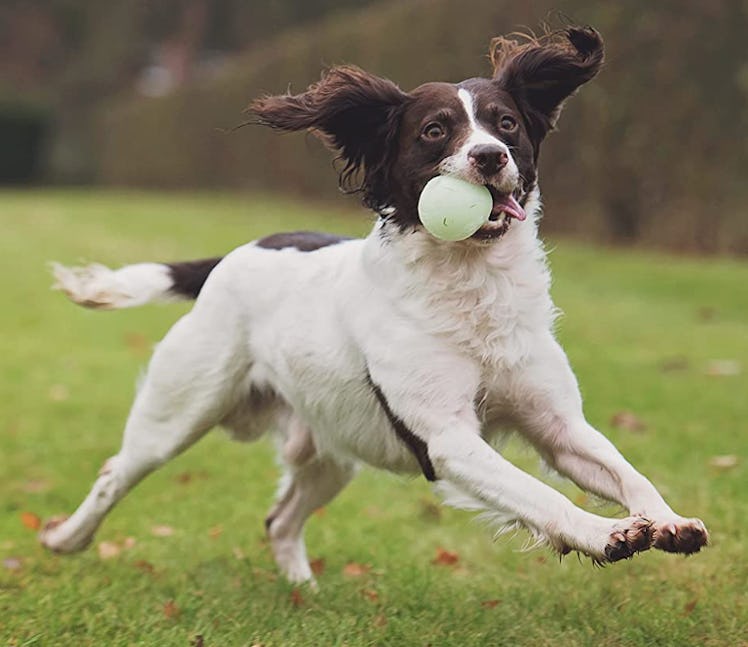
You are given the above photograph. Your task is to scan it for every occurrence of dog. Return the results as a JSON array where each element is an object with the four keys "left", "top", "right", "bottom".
[{"left": 42, "top": 26, "right": 708, "bottom": 583}]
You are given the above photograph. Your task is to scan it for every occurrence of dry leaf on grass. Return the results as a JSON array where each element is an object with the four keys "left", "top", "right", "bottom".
[
  {"left": 151, "top": 525, "right": 175, "bottom": 537},
  {"left": 481, "top": 599, "right": 502, "bottom": 609},
  {"left": 659, "top": 356, "right": 690, "bottom": 372},
  {"left": 98, "top": 541, "right": 122, "bottom": 560},
  {"left": 21, "top": 479, "right": 51, "bottom": 493},
  {"left": 289, "top": 588, "right": 304, "bottom": 607},
  {"left": 361, "top": 589, "right": 379, "bottom": 603},
  {"left": 431, "top": 547, "right": 459, "bottom": 566},
  {"left": 162, "top": 599, "right": 180, "bottom": 619},
  {"left": 419, "top": 498, "right": 442, "bottom": 521},
  {"left": 343, "top": 562, "right": 371, "bottom": 577},
  {"left": 123, "top": 331, "right": 150, "bottom": 356},
  {"left": 372, "top": 614, "right": 388, "bottom": 628},
  {"left": 310, "top": 558, "right": 326, "bottom": 575},
  {"left": 705, "top": 360, "right": 741, "bottom": 376},
  {"left": 709, "top": 455, "right": 739, "bottom": 470},
  {"left": 610, "top": 411, "right": 647, "bottom": 433},
  {"left": 134, "top": 559, "right": 156, "bottom": 574},
  {"left": 20, "top": 511, "right": 41, "bottom": 531},
  {"left": 683, "top": 598, "right": 698, "bottom": 616},
  {"left": 208, "top": 525, "right": 223, "bottom": 539},
  {"left": 123, "top": 537, "right": 136, "bottom": 549}
]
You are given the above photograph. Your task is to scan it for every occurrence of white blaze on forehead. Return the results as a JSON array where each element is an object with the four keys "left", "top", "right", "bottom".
[
  {"left": 438, "top": 87, "right": 518, "bottom": 193},
  {"left": 456, "top": 88, "right": 507, "bottom": 151}
]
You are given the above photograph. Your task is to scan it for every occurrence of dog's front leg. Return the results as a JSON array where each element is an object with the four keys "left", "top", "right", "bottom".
[
  {"left": 428, "top": 421, "right": 653, "bottom": 562},
  {"left": 368, "top": 360, "right": 652, "bottom": 563},
  {"left": 513, "top": 335, "right": 708, "bottom": 555}
]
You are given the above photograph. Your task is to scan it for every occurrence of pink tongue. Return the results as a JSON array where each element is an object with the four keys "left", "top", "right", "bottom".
[{"left": 494, "top": 194, "right": 526, "bottom": 221}]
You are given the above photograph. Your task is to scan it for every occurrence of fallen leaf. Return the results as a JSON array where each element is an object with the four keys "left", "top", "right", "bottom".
[
  {"left": 48, "top": 384, "right": 69, "bottom": 402},
  {"left": 659, "top": 356, "right": 690, "bottom": 372},
  {"left": 151, "top": 525, "right": 175, "bottom": 537},
  {"left": 175, "top": 472, "right": 193, "bottom": 484},
  {"left": 208, "top": 525, "right": 223, "bottom": 539},
  {"left": 3, "top": 557, "right": 22, "bottom": 571},
  {"left": 98, "top": 541, "right": 122, "bottom": 559},
  {"left": 313, "top": 507, "right": 326, "bottom": 517},
  {"left": 289, "top": 588, "right": 304, "bottom": 607},
  {"left": 310, "top": 558, "right": 326, "bottom": 575},
  {"left": 343, "top": 562, "right": 371, "bottom": 577},
  {"left": 432, "top": 547, "right": 459, "bottom": 566},
  {"left": 696, "top": 307, "right": 717, "bottom": 322},
  {"left": 705, "top": 359, "right": 741, "bottom": 377},
  {"left": 162, "top": 599, "right": 180, "bottom": 619},
  {"left": 419, "top": 498, "right": 442, "bottom": 521},
  {"left": 191, "top": 636, "right": 205, "bottom": 647},
  {"left": 683, "top": 598, "right": 698, "bottom": 616},
  {"left": 372, "top": 614, "right": 388, "bottom": 628},
  {"left": 610, "top": 411, "right": 647, "bottom": 433},
  {"left": 361, "top": 588, "right": 379, "bottom": 602},
  {"left": 481, "top": 599, "right": 502, "bottom": 609},
  {"left": 709, "top": 455, "right": 739, "bottom": 470},
  {"left": 123, "top": 536, "right": 136, "bottom": 549},
  {"left": 21, "top": 479, "right": 51, "bottom": 493},
  {"left": 134, "top": 559, "right": 155, "bottom": 574},
  {"left": 574, "top": 493, "right": 589, "bottom": 506},
  {"left": 124, "top": 331, "right": 150, "bottom": 356},
  {"left": 20, "top": 511, "right": 41, "bottom": 531}
]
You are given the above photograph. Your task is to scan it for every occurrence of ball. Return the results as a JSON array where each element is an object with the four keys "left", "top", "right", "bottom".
[{"left": 417, "top": 176, "right": 492, "bottom": 241}]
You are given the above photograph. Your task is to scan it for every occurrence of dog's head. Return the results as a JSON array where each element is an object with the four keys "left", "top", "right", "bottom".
[{"left": 252, "top": 26, "right": 603, "bottom": 242}]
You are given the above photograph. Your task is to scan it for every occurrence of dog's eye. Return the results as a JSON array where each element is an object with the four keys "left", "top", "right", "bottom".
[
  {"left": 499, "top": 115, "right": 518, "bottom": 132},
  {"left": 422, "top": 122, "right": 446, "bottom": 140}
]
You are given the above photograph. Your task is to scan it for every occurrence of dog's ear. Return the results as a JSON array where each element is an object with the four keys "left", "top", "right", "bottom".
[
  {"left": 492, "top": 26, "right": 603, "bottom": 147},
  {"left": 251, "top": 65, "right": 410, "bottom": 211}
]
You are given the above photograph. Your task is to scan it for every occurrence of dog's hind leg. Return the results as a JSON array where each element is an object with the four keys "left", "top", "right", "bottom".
[
  {"left": 265, "top": 416, "right": 355, "bottom": 584},
  {"left": 40, "top": 301, "right": 248, "bottom": 554}
]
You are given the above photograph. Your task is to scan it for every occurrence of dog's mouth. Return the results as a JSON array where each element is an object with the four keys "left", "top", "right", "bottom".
[{"left": 472, "top": 186, "right": 527, "bottom": 240}]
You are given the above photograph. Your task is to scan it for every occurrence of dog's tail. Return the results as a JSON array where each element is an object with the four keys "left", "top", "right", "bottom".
[{"left": 50, "top": 258, "right": 222, "bottom": 310}]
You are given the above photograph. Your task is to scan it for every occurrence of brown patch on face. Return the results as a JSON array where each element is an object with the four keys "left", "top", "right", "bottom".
[
  {"left": 387, "top": 83, "right": 469, "bottom": 226},
  {"left": 386, "top": 81, "right": 537, "bottom": 232}
]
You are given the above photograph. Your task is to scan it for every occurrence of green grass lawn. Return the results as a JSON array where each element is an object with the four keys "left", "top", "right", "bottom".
[{"left": 1, "top": 190, "right": 746, "bottom": 647}]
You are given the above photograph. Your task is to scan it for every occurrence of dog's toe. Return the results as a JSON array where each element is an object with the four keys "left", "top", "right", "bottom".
[
  {"left": 603, "top": 516, "right": 654, "bottom": 563},
  {"left": 653, "top": 518, "right": 708, "bottom": 554}
]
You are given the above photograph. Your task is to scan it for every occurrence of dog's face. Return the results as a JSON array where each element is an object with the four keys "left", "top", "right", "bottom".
[{"left": 252, "top": 27, "right": 603, "bottom": 242}]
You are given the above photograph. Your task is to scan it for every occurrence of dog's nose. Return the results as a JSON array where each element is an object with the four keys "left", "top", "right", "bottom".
[{"left": 468, "top": 144, "right": 509, "bottom": 176}]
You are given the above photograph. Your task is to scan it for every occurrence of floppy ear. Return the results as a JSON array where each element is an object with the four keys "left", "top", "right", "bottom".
[
  {"left": 492, "top": 26, "right": 604, "bottom": 146},
  {"left": 251, "top": 65, "right": 410, "bottom": 211}
]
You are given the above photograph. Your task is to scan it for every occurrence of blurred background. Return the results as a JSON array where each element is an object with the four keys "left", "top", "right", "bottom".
[{"left": 1, "top": 0, "right": 747, "bottom": 252}]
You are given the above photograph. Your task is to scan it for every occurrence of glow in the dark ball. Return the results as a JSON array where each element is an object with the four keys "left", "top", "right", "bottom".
[{"left": 417, "top": 176, "right": 492, "bottom": 241}]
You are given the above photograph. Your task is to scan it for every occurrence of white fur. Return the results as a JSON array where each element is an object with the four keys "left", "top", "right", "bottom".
[
  {"left": 41, "top": 190, "right": 708, "bottom": 582},
  {"left": 51, "top": 262, "right": 178, "bottom": 309},
  {"left": 438, "top": 88, "right": 520, "bottom": 194}
]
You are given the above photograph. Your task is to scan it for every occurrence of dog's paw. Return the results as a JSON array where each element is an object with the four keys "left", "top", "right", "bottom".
[
  {"left": 653, "top": 517, "right": 708, "bottom": 554},
  {"left": 602, "top": 516, "right": 654, "bottom": 563},
  {"left": 38, "top": 515, "right": 92, "bottom": 554}
]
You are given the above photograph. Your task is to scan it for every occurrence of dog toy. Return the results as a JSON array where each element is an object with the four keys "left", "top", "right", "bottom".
[{"left": 417, "top": 176, "right": 492, "bottom": 241}]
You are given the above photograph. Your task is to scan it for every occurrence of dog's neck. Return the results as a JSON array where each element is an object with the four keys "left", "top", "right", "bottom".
[{"left": 362, "top": 187, "right": 556, "bottom": 368}]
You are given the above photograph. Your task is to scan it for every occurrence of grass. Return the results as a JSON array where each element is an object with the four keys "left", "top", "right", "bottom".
[{"left": 1, "top": 189, "right": 746, "bottom": 647}]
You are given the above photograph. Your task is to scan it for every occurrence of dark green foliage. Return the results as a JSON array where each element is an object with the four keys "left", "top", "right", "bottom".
[{"left": 95, "top": 0, "right": 748, "bottom": 253}]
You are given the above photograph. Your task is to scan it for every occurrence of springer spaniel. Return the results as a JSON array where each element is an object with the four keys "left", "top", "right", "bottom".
[{"left": 43, "top": 27, "right": 708, "bottom": 583}]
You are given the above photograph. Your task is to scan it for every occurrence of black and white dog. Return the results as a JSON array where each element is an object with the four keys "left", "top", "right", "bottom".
[{"left": 43, "top": 27, "right": 708, "bottom": 583}]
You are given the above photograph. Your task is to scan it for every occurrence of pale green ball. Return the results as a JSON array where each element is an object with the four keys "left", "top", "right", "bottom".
[{"left": 417, "top": 176, "right": 492, "bottom": 241}]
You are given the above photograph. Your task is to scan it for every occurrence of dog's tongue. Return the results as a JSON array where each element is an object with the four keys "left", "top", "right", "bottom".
[{"left": 492, "top": 193, "right": 526, "bottom": 221}]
